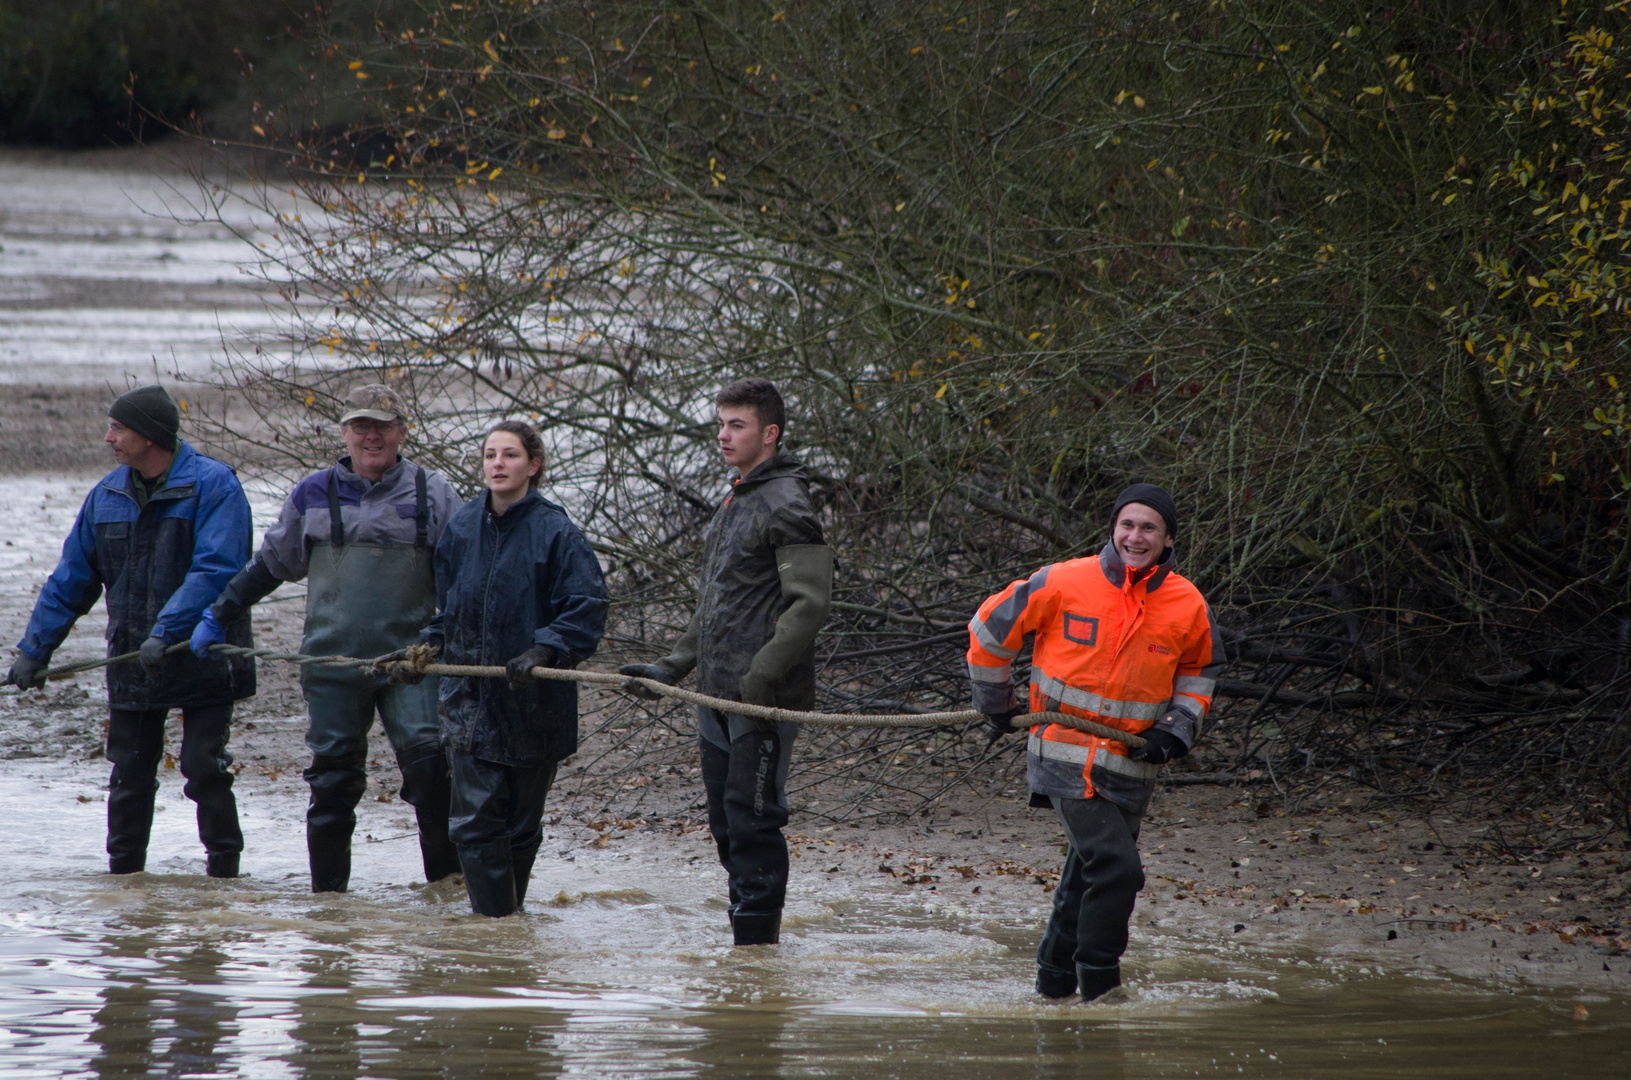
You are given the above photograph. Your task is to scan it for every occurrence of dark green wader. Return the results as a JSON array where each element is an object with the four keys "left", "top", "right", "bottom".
[{"left": 301, "top": 468, "right": 457, "bottom": 892}]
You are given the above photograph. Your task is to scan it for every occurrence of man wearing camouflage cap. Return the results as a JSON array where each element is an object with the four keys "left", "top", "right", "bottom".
[{"left": 193, "top": 385, "right": 463, "bottom": 892}]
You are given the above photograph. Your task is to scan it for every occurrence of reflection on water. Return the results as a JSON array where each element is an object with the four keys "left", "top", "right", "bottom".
[{"left": 0, "top": 763, "right": 1626, "bottom": 1078}]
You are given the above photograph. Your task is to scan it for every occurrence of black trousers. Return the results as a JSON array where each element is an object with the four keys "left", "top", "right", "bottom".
[
  {"left": 106, "top": 703, "right": 242, "bottom": 873},
  {"left": 448, "top": 750, "right": 557, "bottom": 913},
  {"left": 698, "top": 706, "right": 795, "bottom": 917},
  {"left": 1036, "top": 795, "right": 1145, "bottom": 979}
]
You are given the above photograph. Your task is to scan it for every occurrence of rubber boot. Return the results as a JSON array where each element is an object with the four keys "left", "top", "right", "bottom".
[
  {"left": 397, "top": 742, "right": 459, "bottom": 882},
  {"left": 1036, "top": 965, "right": 1077, "bottom": 1000},
  {"left": 206, "top": 852, "right": 239, "bottom": 879},
  {"left": 511, "top": 840, "right": 540, "bottom": 909},
  {"left": 1076, "top": 963, "right": 1121, "bottom": 1003},
  {"left": 458, "top": 840, "right": 519, "bottom": 917},
  {"left": 732, "top": 910, "right": 781, "bottom": 946},
  {"left": 304, "top": 754, "right": 367, "bottom": 893},
  {"left": 107, "top": 775, "right": 158, "bottom": 875}
]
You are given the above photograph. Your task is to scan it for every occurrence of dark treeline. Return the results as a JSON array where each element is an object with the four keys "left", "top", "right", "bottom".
[
  {"left": 141, "top": 0, "right": 1631, "bottom": 850},
  {"left": 0, "top": 0, "right": 378, "bottom": 146}
]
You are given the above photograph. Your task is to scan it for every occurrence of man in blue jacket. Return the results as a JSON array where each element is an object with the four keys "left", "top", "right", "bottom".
[{"left": 4, "top": 385, "right": 255, "bottom": 878}]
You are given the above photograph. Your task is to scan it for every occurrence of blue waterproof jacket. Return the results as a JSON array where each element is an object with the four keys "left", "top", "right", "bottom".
[
  {"left": 426, "top": 490, "right": 608, "bottom": 766},
  {"left": 18, "top": 439, "right": 256, "bottom": 709}
]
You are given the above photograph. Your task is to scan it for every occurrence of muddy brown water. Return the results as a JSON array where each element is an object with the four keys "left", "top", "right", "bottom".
[
  {"left": 1, "top": 761, "right": 1626, "bottom": 1079},
  {"left": 1, "top": 150, "right": 1628, "bottom": 1078}
]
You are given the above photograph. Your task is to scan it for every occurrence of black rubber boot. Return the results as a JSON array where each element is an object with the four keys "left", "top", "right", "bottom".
[
  {"left": 511, "top": 840, "right": 540, "bottom": 908},
  {"left": 304, "top": 754, "right": 367, "bottom": 893},
  {"left": 458, "top": 840, "right": 519, "bottom": 917},
  {"left": 1077, "top": 963, "right": 1121, "bottom": 1003},
  {"left": 732, "top": 910, "right": 781, "bottom": 946},
  {"left": 206, "top": 852, "right": 239, "bottom": 879},
  {"left": 397, "top": 741, "right": 458, "bottom": 882},
  {"left": 1036, "top": 965, "right": 1077, "bottom": 1000},
  {"left": 106, "top": 776, "right": 157, "bottom": 875},
  {"left": 106, "top": 711, "right": 162, "bottom": 875}
]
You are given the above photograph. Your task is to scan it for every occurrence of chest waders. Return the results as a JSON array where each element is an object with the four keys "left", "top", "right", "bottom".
[{"left": 301, "top": 466, "right": 458, "bottom": 891}]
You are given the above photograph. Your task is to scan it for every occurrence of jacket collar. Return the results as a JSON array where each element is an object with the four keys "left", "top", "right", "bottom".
[
  {"left": 731, "top": 450, "right": 806, "bottom": 493},
  {"left": 103, "top": 438, "right": 199, "bottom": 501},
  {"left": 335, "top": 454, "right": 406, "bottom": 487},
  {"left": 486, "top": 488, "right": 542, "bottom": 525},
  {"left": 1098, "top": 538, "right": 1173, "bottom": 592}
]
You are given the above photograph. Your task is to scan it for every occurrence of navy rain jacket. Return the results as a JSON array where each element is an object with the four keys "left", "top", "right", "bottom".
[
  {"left": 17, "top": 439, "right": 255, "bottom": 709},
  {"left": 426, "top": 490, "right": 608, "bottom": 766}
]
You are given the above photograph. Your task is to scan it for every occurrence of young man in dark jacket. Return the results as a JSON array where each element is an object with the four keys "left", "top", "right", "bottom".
[
  {"left": 620, "top": 378, "right": 832, "bottom": 946},
  {"left": 5, "top": 385, "right": 255, "bottom": 878},
  {"left": 192, "top": 384, "right": 463, "bottom": 893}
]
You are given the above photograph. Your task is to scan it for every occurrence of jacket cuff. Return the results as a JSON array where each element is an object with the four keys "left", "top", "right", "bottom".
[{"left": 1152, "top": 706, "right": 1198, "bottom": 749}]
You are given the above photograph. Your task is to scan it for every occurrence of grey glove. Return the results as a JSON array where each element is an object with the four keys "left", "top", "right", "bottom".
[
  {"left": 1129, "top": 727, "right": 1189, "bottom": 765},
  {"left": 618, "top": 663, "right": 676, "bottom": 701},
  {"left": 507, "top": 644, "right": 560, "bottom": 689},
  {"left": 4, "top": 653, "right": 48, "bottom": 691},
  {"left": 373, "top": 646, "right": 427, "bottom": 686},
  {"left": 737, "top": 671, "right": 780, "bottom": 733},
  {"left": 138, "top": 636, "right": 169, "bottom": 675}
]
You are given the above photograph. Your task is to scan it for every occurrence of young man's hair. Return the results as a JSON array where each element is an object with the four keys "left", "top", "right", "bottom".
[
  {"left": 715, "top": 377, "right": 786, "bottom": 438},
  {"left": 482, "top": 419, "right": 546, "bottom": 489}
]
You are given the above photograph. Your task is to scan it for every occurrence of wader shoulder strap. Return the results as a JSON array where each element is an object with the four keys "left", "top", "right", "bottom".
[
  {"left": 414, "top": 467, "right": 429, "bottom": 549},
  {"left": 327, "top": 468, "right": 345, "bottom": 547}
]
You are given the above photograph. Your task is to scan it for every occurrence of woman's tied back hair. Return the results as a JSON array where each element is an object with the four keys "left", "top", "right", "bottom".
[
  {"left": 483, "top": 419, "right": 546, "bottom": 488},
  {"left": 715, "top": 377, "right": 786, "bottom": 438}
]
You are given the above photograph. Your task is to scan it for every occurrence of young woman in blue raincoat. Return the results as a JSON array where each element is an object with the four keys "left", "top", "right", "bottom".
[{"left": 402, "top": 421, "right": 608, "bottom": 917}]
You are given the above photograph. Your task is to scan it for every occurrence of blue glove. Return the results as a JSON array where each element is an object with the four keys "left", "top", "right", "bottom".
[{"left": 190, "top": 609, "right": 226, "bottom": 659}]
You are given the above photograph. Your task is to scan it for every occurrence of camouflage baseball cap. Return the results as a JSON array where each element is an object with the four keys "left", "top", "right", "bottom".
[{"left": 339, "top": 383, "right": 408, "bottom": 424}]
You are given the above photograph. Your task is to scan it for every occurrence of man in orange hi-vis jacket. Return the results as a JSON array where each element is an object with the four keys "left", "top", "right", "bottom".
[{"left": 968, "top": 483, "right": 1225, "bottom": 1002}]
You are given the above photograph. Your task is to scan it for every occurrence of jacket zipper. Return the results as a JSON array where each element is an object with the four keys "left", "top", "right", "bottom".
[{"left": 479, "top": 510, "right": 503, "bottom": 671}]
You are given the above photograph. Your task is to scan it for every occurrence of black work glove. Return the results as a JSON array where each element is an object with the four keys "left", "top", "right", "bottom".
[
  {"left": 984, "top": 708, "right": 1026, "bottom": 742},
  {"left": 4, "top": 653, "right": 48, "bottom": 691},
  {"left": 617, "top": 663, "right": 676, "bottom": 701},
  {"left": 138, "top": 636, "right": 170, "bottom": 675},
  {"left": 985, "top": 708, "right": 1024, "bottom": 750},
  {"left": 1129, "top": 727, "right": 1189, "bottom": 765},
  {"left": 507, "top": 644, "right": 560, "bottom": 689}
]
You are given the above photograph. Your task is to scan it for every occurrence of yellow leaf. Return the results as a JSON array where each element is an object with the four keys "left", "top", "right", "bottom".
[
  {"left": 252, "top": 125, "right": 266, "bottom": 137},
  {"left": 935, "top": 383, "right": 949, "bottom": 400},
  {"left": 483, "top": 39, "right": 500, "bottom": 63},
  {"left": 1133, "top": 95, "right": 1145, "bottom": 108},
  {"left": 1526, "top": 275, "right": 1545, "bottom": 288},
  {"left": 547, "top": 128, "right": 566, "bottom": 140},
  {"left": 348, "top": 60, "right": 363, "bottom": 70},
  {"left": 488, "top": 167, "right": 502, "bottom": 180},
  {"left": 580, "top": 132, "right": 594, "bottom": 148}
]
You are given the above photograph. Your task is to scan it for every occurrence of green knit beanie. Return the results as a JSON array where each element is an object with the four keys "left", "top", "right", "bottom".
[{"left": 109, "top": 385, "right": 180, "bottom": 451}]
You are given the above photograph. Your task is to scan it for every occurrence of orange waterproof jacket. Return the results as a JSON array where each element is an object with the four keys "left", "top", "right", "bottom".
[{"left": 966, "top": 541, "right": 1224, "bottom": 812}]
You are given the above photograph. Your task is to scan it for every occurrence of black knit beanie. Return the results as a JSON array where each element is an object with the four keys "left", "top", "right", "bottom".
[
  {"left": 1111, "top": 483, "right": 1178, "bottom": 538},
  {"left": 109, "top": 385, "right": 180, "bottom": 451}
]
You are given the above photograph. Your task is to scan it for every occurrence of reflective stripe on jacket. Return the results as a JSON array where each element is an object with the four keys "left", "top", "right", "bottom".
[{"left": 966, "top": 540, "right": 1224, "bottom": 811}]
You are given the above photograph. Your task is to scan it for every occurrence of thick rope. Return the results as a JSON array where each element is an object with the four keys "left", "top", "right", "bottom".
[{"left": 33, "top": 642, "right": 1145, "bottom": 748}]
